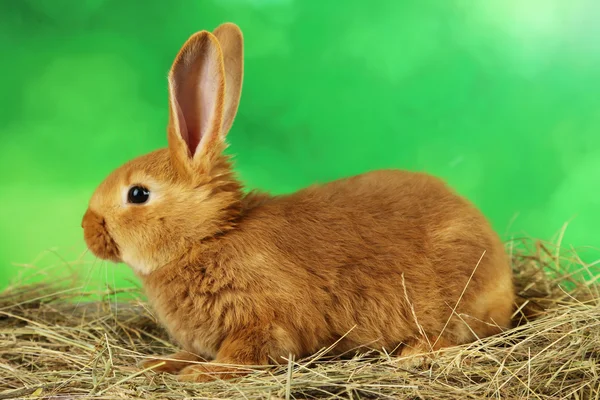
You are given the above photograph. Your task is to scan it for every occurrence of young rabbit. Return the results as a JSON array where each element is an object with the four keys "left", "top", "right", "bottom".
[{"left": 81, "top": 22, "right": 514, "bottom": 382}]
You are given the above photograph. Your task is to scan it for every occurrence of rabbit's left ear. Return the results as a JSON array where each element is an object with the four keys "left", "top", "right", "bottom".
[
  {"left": 212, "top": 22, "right": 244, "bottom": 137},
  {"left": 167, "top": 30, "right": 226, "bottom": 175}
]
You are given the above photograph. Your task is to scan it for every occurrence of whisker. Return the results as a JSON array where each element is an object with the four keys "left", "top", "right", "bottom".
[
  {"left": 71, "top": 256, "right": 99, "bottom": 317},
  {"left": 112, "top": 266, "right": 118, "bottom": 327}
]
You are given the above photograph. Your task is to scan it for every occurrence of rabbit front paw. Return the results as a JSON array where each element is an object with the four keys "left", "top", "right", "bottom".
[
  {"left": 140, "top": 350, "right": 202, "bottom": 374},
  {"left": 177, "top": 363, "right": 253, "bottom": 382}
]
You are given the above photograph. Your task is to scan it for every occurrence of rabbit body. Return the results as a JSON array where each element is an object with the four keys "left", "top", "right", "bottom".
[{"left": 139, "top": 167, "right": 513, "bottom": 364}]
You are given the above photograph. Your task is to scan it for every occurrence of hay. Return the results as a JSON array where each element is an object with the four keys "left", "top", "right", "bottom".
[{"left": 1, "top": 238, "right": 599, "bottom": 399}]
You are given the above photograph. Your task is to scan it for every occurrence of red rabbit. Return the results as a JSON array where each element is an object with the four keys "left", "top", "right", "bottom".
[{"left": 82, "top": 23, "right": 514, "bottom": 382}]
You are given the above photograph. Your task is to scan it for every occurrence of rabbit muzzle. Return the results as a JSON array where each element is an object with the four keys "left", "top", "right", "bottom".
[{"left": 82, "top": 208, "right": 122, "bottom": 263}]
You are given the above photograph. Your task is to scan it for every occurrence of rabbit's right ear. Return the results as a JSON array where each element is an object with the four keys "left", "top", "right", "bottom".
[{"left": 167, "top": 31, "right": 226, "bottom": 177}]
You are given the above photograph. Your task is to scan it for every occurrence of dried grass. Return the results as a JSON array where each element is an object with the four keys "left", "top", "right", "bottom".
[{"left": 1, "top": 238, "right": 599, "bottom": 399}]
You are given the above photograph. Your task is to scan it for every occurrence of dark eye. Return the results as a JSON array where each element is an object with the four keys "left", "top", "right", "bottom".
[{"left": 127, "top": 186, "right": 150, "bottom": 204}]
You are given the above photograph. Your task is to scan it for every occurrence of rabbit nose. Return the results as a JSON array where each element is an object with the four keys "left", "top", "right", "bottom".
[
  {"left": 81, "top": 209, "right": 92, "bottom": 228},
  {"left": 81, "top": 208, "right": 120, "bottom": 262},
  {"left": 82, "top": 208, "right": 103, "bottom": 229}
]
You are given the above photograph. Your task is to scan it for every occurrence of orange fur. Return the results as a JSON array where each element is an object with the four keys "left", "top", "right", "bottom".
[
  {"left": 81, "top": 23, "right": 515, "bottom": 382},
  {"left": 140, "top": 350, "right": 203, "bottom": 374}
]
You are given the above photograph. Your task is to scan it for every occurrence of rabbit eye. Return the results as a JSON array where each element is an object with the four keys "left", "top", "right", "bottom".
[{"left": 127, "top": 186, "right": 150, "bottom": 204}]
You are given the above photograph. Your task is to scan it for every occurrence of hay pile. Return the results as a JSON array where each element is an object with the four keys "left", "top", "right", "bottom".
[{"left": 1, "top": 238, "right": 599, "bottom": 399}]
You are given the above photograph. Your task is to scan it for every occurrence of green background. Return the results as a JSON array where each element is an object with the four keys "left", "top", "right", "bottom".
[{"left": 1, "top": 0, "right": 599, "bottom": 290}]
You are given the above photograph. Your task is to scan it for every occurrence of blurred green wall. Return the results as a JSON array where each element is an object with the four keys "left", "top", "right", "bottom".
[{"left": 1, "top": 0, "right": 599, "bottom": 289}]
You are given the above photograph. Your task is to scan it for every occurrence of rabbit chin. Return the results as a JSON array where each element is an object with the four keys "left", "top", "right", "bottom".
[{"left": 120, "top": 250, "right": 157, "bottom": 276}]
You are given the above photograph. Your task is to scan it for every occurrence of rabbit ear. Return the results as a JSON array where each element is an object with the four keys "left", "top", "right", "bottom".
[
  {"left": 167, "top": 30, "right": 226, "bottom": 175},
  {"left": 212, "top": 23, "right": 244, "bottom": 136}
]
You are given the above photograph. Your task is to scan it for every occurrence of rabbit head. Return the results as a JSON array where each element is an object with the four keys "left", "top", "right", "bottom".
[{"left": 81, "top": 23, "right": 244, "bottom": 275}]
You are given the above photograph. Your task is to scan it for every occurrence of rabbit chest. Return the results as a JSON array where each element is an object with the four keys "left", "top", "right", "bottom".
[{"left": 140, "top": 265, "right": 227, "bottom": 360}]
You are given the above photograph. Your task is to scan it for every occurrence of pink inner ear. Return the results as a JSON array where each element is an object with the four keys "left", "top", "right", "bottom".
[
  {"left": 174, "top": 73, "right": 202, "bottom": 157},
  {"left": 171, "top": 41, "right": 221, "bottom": 159},
  {"left": 171, "top": 95, "right": 190, "bottom": 151}
]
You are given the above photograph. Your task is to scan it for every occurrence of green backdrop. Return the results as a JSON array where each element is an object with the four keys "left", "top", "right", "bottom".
[{"left": 2, "top": 0, "right": 599, "bottom": 290}]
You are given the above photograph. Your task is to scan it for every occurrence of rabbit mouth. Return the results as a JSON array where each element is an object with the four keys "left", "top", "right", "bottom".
[{"left": 82, "top": 209, "right": 122, "bottom": 262}]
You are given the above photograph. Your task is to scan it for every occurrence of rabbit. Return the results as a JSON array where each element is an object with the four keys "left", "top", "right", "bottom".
[{"left": 81, "top": 22, "right": 515, "bottom": 382}]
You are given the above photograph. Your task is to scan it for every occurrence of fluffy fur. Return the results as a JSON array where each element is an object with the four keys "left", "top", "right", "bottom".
[{"left": 81, "top": 22, "right": 515, "bottom": 382}]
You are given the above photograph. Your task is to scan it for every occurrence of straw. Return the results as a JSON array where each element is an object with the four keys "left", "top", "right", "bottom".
[{"left": 1, "top": 237, "right": 598, "bottom": 399}]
